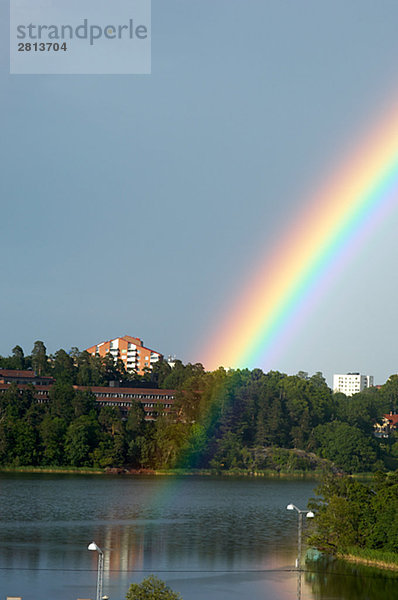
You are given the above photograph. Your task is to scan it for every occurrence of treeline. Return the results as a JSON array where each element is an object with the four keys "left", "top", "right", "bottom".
[
  {"left": 170, "top": 368, "right": 398, "bottom": 473},
  {"left": 0, "top": 383, "right": 149, "bottom": 468},
  {"left": 1, "top": 343, "right": 398, "bottom": 472},
  {"left": 0, "top": 341, "right": 185, "bottom": 388}
]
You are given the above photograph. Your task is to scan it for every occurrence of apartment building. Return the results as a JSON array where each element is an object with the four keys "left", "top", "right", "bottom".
[
  {"left": 0, "top": 381, "right": 175, "bottom": 421},
  {"left": 85, "top": 335, "right": 162, "bottom": 376},
  {"left": 333, "top": 372, "right": 374, "bottom": 396},
  {"left": 80, "top": 385, "right": 175, "bottom": 420}
]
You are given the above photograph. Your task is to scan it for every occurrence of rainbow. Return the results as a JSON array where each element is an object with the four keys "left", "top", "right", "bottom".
[{"left": 201, "top": 101, "right": 398, "bottom": 372}]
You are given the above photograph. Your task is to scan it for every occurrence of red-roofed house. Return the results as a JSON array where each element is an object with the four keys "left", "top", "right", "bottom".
[{"left": 374, "top": 412, "right": 398, "bottom": 438}]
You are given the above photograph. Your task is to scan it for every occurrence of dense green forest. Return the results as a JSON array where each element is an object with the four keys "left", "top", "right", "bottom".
[{"left": 1, "top": 341, "right": 398, "bottom": 473}]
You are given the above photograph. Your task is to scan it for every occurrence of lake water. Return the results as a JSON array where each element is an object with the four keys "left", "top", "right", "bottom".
[{"left": 0, "top": 473, "right": 396, "bottom": 600}]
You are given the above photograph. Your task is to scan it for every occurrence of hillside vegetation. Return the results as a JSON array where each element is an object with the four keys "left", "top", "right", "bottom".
[{"left": 1, "top": 342, "right": 398, "bottom": 472}]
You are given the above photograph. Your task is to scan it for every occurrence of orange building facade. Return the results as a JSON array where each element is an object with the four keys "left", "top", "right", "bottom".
[{"left": 85, "top": 335, "right": 162, "bottom": 376}]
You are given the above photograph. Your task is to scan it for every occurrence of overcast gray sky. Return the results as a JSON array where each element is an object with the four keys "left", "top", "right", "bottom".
[{"left": 1, "top": 0, "right": 398, "bottom": 385}]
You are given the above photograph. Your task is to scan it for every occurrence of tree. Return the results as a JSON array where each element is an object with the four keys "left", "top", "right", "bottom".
[
  {"left": 308, "top": 475, "right": 374, "bottom": 552},
  {"left": 308, "top": 473, "right": 398, "bottom": 555},
  {"left": 310, "top": 371, "right": 327, "bottom": 388},
  {"left": 71, "top": 389, "right": 97, "bottom": 418},
  {"left": 75, "top": 351, "right": 103, "bottom": 386},
  {"left": 99, "top": 406, "right": 123, "bottom": 435},
  {"left": 126, "top": 401, "right": 146, "bottom": 437},
  {"left": 149, "top": 360, "right": 172, "bottom": 387},
  {"left": 40, "top": 415, "right": 67, "bottom": 465},
  {"left": 162, "top": 361, "right": 204, "bottom": 389},
  {"left": 31, "top": 340, "right": 48, "bottom": 375},
  {"left": 64, "top": 415, "right": 100, "bottom": 466},
  {"left": 11, "top": 345, "right": 25, "bottom": 369},
  {"left": 126, "top": 576, "right": 182, "bottom": 600},
  {"left": 149, "top": 417, "right": 187, "bottom": 469},
  {"left": 297, "top": 371, "right": 309, "bottom": 380},
  {"left": 49, "top": 383, "right": 75, "bottom": 422},
  {"left": 312, "top": 421, "right": 379, "bottom": 473},
  {"left": 12, "top": 421, "right": 39, "bottom": 466},
  {"left": 380, "top": 374, "right": 398, "bottom": 412},
  {"left": 52, "top": 349, "right": 76, "bottom": 383},
  {"left": 100, "top": 354, "right": 127, "bottom": 383}
]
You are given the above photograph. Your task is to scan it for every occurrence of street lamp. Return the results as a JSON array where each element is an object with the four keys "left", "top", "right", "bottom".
[
  {"left": 287, "top": 504, "right": 314, "bottom": 600},
  {"left": 286, "top": 504, "right": 314, "bottom": 570},
  {"left": 88, "top": 542, "right": 104, "bottom": 600}
]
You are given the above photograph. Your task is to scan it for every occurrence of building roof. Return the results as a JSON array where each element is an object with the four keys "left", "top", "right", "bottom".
[
  {"left": 0, "top": 369, "right": 37, "bottom": 378},
  {"left": 0, "top": 383, "right": 51, "bottom": 392},
  {"left": 121, "top": 335, "right": 143, "bottom": 344},
  {"left": 383, "top": 413, "right": 398, "bottom": 426},
  {"left": 85, "top": 335, "right": 162, "bottom": 354}
]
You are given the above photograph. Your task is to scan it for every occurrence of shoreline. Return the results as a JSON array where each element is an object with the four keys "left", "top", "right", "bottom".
[
  {"left": 0, "top": 466, "right": 377, "bottom": 479},
  {"left": 337, "top": 552, "right": 398, "bottom": 571},
  {"left": 0, "top": 465, "right": 331, "bottom": 478}
]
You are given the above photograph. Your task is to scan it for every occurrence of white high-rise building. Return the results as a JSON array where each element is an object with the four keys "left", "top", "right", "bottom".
[{"left": 333, "top": 372, "right": 374, "bottom": 396}]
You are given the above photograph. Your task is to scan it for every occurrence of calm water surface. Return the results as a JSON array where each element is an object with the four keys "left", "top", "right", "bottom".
[{"left": 0, "top": 473, "right": 396, "bottom": 600}]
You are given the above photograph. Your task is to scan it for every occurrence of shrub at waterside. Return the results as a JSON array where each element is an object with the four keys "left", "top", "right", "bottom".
[{"left": 309, "top": 472, "right": 398, "bottom": 555}]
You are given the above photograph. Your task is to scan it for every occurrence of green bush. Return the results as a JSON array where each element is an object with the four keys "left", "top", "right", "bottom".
[{"left": 126, "top": 575, "right": 182, "bottom": 600}]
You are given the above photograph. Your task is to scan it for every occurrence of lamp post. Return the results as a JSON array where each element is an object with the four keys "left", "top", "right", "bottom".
[
  {"left": 286, "top": 504, "right": 314, "bottom": 569},
  {"left": 88, "top": 542, "right": 104, "bottom": 600},
  {"left": 287, "top": 504, "right": 314, "bottom": 600}
]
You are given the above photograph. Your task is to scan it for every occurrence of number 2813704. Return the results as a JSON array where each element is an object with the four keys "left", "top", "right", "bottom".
[{"left": 18, "top": 42, "right": 67, "bottom": 51}]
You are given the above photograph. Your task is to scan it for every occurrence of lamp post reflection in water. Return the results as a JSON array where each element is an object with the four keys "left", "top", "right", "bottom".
[{"left": 286, "top": 504, "right": 314, "bottom": 600}]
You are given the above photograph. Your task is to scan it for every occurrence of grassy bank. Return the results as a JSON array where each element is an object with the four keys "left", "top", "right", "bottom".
[
  {"left": 135, "top": 469, "right": 324, "bottom": 479},
  {"left": 0, "top": 465, "right": 330, "bottom": 478},
  {"left": 337, "top": 547, "right": 398, "bottom": 571},
  {"left": 0, "top": 466, "right": 104, "bottom": 475},
  {"left": 0, "top": 463, "right": 370, "bottom": 479}
]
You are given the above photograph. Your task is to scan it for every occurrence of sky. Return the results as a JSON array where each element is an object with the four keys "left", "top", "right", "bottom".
[{"left": 1, "top": 0, "right": 398, "bottom": 386}]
